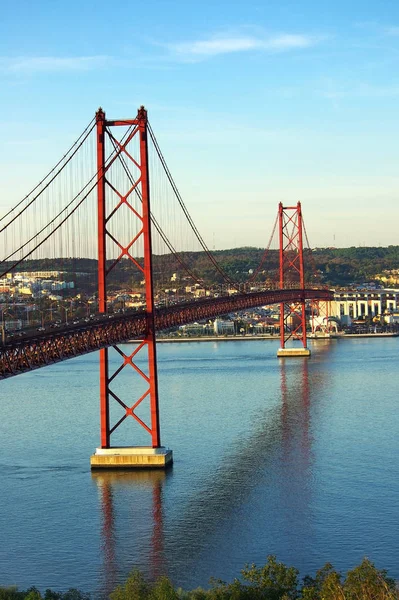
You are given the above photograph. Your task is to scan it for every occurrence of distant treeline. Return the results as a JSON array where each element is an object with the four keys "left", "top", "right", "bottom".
[
  {"left": 5, "top": 245, "right": 399, "bottom": 289},
  {"left": 1, "top": 556, "right": 397, "bottom": 599}
]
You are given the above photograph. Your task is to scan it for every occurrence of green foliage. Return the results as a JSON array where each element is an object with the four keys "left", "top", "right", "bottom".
[
  {"left": 148, "top": 575, "right": 180, "bottom": 600},
  {"left": 0, "top": 586, "right": 25, "bottom": 600},
  {"left": 109, "top": 569, "right": 151, "bottom": 600},
  {"left": 23, "top": 590, "right": 42, "bottom": 600},
  {"left": 180, "top": 588, "right": 209, "bottom": 600},
  {"left": 296, "top": 559, "right": 397, "bottom": 600},
  {"left": 317, "top": 568, "right": 343, "bottom": 600},
  {"left": 241, "top": 555, "right": 299, "bottom": 599},
  {"left": 6, "top": 245, "right": 399, "bottom": 291},
  {"left": 207, "top": 576, "right": 260, "bottom": 599},
  {"left": 1, "top": 557, "right": 398, "bottom": 600},
  {"left": 0, "top": 587, "right": 91, "bottom": 600},
  {"left": 43, "top": 591, "right": 62, "bottom": 600},
  {"left": 343, "top": 558, "right": 396, "bottom": 600},
  {"left": 60, "top": 590, "right": 90, "bottom": 600}
]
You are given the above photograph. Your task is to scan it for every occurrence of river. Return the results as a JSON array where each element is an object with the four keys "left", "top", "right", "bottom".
[{"left": 0, "top": 337, "right": 398, "bottom": 597}]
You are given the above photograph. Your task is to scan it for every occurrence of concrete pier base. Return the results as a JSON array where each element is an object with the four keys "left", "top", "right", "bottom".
[
  {"left": 90, "top": 446, "right": 173, "bottom": 469},
  {"left": 277, "top": 347, "right": 311, "bottom": 357}
]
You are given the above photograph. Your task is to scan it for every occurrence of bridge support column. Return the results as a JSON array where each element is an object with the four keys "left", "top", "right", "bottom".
[
  {"left": 90, "top": 106, "right": 172, "bottom": 469},
  {"left": 277, "top": 202, "right": 310, "bottom": 358}
]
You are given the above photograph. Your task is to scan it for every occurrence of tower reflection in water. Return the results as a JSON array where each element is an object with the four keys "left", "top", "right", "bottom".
[
  {"left": 91, "top": 469, "right": 169, "bottom": 597},
  {"left": 280, "top": 355, "right": 311, "bottom": 462},
  {"left": 276, "top": 340, "right": 332, "bottom": 568},
  {"left": 91, "top": 341, "right": 334, "bottom": 596}
]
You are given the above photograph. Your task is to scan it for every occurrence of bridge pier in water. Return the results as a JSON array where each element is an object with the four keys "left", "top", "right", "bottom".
[
  {"left": 90, "top": 106, "right": 172, "bottom": 469},
  {"left": 91, "top": 447, "right": 173, "bottom": 469},
  {"left": 277, "top": 347, "right": 311, "bottom": 357}
]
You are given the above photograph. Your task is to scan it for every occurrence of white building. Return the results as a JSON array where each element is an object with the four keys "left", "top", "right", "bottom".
[
  {"left": 331, "top": 289, "right": 399, "bottom": 324},
  {"left": 213, "top": 318, "right": 235, "bottom": 335}
]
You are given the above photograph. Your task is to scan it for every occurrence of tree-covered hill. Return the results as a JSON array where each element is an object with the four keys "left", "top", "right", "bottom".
[{"left": 4, "top": 245, "right": 399, "bottom": 288}]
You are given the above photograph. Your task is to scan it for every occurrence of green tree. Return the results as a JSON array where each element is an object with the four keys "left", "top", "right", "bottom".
[
  {"left": 241, "top": 555, "right": 299, "bottom": 599},
  {"left": 60, "top": 590, "right": 90, "bottom": 600},
  {"left": 43, "top": 590, "right": 62, "bottom": 600},
  {"left": 0, "top": 586, "right": 25, "bottom": 600},
  {"left": 109, "top": 570, "right": 150, "bottom": 600},
  {"left": 343, "top": 558, "right": 396, "bottom": 600},
  {"left": 24, "top": 590, "right": 42, "bottom": 600},
  {"left": 149, "top": 576, "right": 179, "bottom": 600},
  {"left": 316, "top": 565, "right": 343, "bottom": 600},
  {"left": 207, "top": 577, "right": 260, "bottom": 599}
]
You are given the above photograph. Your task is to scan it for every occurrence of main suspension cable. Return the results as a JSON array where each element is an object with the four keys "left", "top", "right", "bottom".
[
  {"left": 302, "top": 216, "right": 322, "bottom": 286},
  {"left": 107, "top": 131, "right": 206, "bottom": 286},
  {"left": 0, "top": 118, "right": 96, "bottom": 231},
  {"left": 147, "top": 122, "right": 240, "bottom": 290},
  {"left": 248, "top": 213, "right": 278, "bottom": 284},
  {"left": 0, "top": 180, "right": 97, "bottom": 278},
  {"left": 0, "top": 124, "right": 135, "bottom": 275}
]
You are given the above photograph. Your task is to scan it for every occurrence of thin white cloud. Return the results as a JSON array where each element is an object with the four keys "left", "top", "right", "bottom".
[
  {"left": 167, "top": 33, "right": 320, "bottom": 61},
  {"left": 0, "top": 55, "right": 112, "bottom": 74},
  {"left": 383, "top": 26, "right": 399, "bottom": 36}
]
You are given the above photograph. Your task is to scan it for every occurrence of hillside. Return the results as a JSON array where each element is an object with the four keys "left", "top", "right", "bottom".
[{"left": 4, "top": 245, "right": 399, "bottom": 289}]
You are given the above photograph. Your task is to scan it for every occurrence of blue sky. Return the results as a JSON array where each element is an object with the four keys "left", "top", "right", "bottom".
[{"left": 1, "top": 0, "right": 399, "bottom": 249}]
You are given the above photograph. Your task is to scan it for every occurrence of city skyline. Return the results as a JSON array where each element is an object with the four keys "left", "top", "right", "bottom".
[{"left": 1, "top": 0, "right": 399, "bottom": 249}]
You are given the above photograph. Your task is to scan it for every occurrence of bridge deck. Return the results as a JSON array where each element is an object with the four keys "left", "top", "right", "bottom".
[{"left": 0, "top": 289, "right": 333, "bottom": 378}]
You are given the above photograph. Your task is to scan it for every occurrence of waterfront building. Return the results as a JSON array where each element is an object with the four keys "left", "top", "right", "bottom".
[
  {"left": 331, "top": 289, "right": 399, "bottom": 324},
  {"left": 213, "top": 318, "right": 235, "bottom": 335}
]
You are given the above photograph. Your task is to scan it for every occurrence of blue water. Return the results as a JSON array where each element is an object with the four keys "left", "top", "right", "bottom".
[{"left": 0, "top": 337, "right": 398, "bottom": 597}]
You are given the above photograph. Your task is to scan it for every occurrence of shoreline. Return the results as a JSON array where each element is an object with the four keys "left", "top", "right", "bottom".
[
  {"left": 156, "top": 335, "right": 276, "bottom": 343},
  {"left": 339, "top": 332, "right": 399, "bottom": 338},
  {"left": 151, "top": 332, "right": 399, "bottom": 343}
]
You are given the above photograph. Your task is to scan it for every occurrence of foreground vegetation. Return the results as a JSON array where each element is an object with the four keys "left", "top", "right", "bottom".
[{"left": 1, "top": 556, "right": 398, "bottom": 599}]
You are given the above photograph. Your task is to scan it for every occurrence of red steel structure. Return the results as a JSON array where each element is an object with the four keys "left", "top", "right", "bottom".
[
  {"left": 0, "top": 288, "right": 333, "bottom": 379},
  {"left": 96, "top": 106, "right": 160, "bottom": 450},
  {"left": 278, "top": 202, "right": 308, "bottom": 349}
]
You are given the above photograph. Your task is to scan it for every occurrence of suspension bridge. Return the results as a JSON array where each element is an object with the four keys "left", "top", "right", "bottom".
[{"left": 0, "top": 106, "right": 333, "bottom": 468}]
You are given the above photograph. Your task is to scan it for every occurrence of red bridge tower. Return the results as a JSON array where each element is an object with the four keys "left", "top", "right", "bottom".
[
  {"left": 277, "top": 202, "right": 311, "bottom": 357},
  {"left": 90, "top": 107, "right": 172, "bottom": 469}
]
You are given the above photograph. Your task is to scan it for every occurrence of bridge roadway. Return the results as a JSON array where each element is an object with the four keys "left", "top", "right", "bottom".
[{"left": 0, "top": 288, "right": 333, "bottom": 379}]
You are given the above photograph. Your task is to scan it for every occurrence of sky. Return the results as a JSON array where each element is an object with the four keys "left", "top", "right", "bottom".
[{"left": 1, "top": 0, "right": 399, "bottom": 249}]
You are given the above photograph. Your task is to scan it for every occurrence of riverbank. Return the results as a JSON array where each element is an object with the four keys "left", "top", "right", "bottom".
[
  {"left": 154, "top": 332, "right": 399, "bottom": 343},
  {"left": 156, "top": 334, "right": 276, "bottom": 343},
  {"left": 342, "top": 332, "right": 399, "bottom": 338}
]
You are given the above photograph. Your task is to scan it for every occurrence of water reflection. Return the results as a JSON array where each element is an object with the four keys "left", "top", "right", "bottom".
[
  {"left": 280, "top": 357, "right": 311, "bottom": 461},
  {"left": 1, "top": 339, "right": 398, "bottom": 594},
  {"left": 92, "top": 344, "right": 333, "bottom": 592},
  {"left": 278, "top": 358, "right": 313, "bottom": 560},
  {"left": 161, "top": 352, "right": 331, "bottom": 584},
  {"left": 92, "top": 469, "right": 169, "bottom": 597}
]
